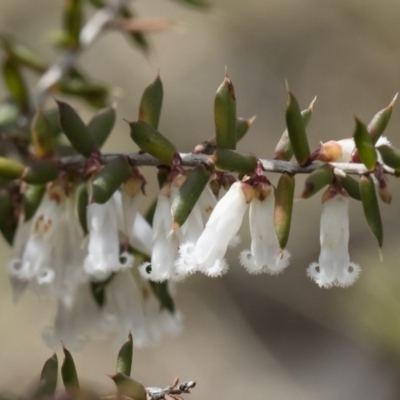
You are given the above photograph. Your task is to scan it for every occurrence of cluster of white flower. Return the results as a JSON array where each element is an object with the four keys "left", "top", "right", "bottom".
[{"left": 8, "top": 181, "right": 182, "bottom": 350}]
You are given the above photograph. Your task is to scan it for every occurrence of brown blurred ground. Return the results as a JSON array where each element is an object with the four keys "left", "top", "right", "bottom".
[{"left": 1, "top": 0, "right": 400, "bottom": 399}]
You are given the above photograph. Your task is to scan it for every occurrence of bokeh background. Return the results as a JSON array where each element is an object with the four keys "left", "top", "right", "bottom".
[{"left": 2, "top": 0, "right": 400, "bottom": 398}]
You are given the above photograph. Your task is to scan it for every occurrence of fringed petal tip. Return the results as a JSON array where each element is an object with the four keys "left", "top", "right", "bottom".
[
  {"left": 239, "top": 250, "right": 265, "bottom": 274},
  {"left": 239, "top": 249, "right": 290, "bottom": 275},
  {"left": 306, "top": 262, "right": 335, "bottom": 289},
  {"left": 336, "top": 262, "right": 361, "bottom": 288},
  {"left": 175, "top": 242, "right": 198, "bottom": 277},
  {"left": 199, "top": 259, "right": 229, "bottom": 277},
  {"left": 118, "top": 251, "right": 135, "bottom": 270},
  {"left": 36, "top": 268, "right": 55, "bottom": 285},
  {"left": 307, "top": 262, "right": 361, "bottom": 288},
  {"left": 138, "top": 261, "right": 172, "bottom": 282}
]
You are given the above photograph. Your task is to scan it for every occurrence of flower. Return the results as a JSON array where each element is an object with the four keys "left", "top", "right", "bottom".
[
  {"left": 83, "top": 192, "right": 133, "bottom": 280},
  {"left": 43, "top": 271, "right": 182, "bottom": 350},
  {"left": 178, "top": 181, "right": 253, "bottom": 277},
  {"left": 239, "top": 181, "right": 290, "bottom": 274},
  {"left": 8, "top": 185, "right": 87, "bottom": 301},
  {"left": 307, "top": 188, "right": 361, "bottom": 288}
]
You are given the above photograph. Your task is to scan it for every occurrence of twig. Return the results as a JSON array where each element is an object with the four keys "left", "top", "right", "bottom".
[
  {"left": 59, "top": 151, "right": 396, "bottom": 176},
  {"left": 146, "top": 379, "right": 196, "bottom": 400},
  {"left": 32, "top": 0, "right": 127, "bottom": 106}
]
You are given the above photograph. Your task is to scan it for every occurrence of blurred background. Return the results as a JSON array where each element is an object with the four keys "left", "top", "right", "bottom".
[{"left": 1, "top": 0, "right": 400, "bottom": 398}]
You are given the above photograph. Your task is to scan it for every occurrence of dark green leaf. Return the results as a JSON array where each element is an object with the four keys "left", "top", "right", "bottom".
[
  {"left": 116, "top": 332, "right": 133, "bottom": 376},
  {"left": 353, "top": 117, "right": 377, "bottom": 170}
]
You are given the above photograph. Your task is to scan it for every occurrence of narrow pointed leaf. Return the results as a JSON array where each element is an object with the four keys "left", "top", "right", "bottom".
[
  {"left": 116, "top": 332, "right": 133, "bottom": 376},
  {"left": 171, "top": 164, "right": 212, "bottom": 229},
  {"left": 353, "top": 118, "right": 377, "bottom": 170},
  {"left": 236, "top": 116, "right": 255, "bottom": 143},
  {"left": 57, "top": 100, "right": 97, "bottom": 157},
  {"left": 76, "top": 182, "right": 89, "bottom": 234},
  {"left": 88, "top": 105, "right": 116, "bottom": 148},
  {"left": 31, "top": 111, "right": 55, "bottom": 159},
  {"left": 45, "top": 108, "right": 63, "bottom": 137},
  {"left": 39, "top": 354, "right": 58, "bottom": 398},
  {"left": 129, "top": 120, "right": 175, "bottom": 165},
  {"left": 360, "top": 175, "right": 383, "bottom": 248},
  {"left": 139, "top": 75, "right": 163, "bottom": 129},
  {"left": 213, "top": 149, "right": 257, "bottom": 174},
  {"left": 150, "top": 281, "right": 175, "bottom": 313},
  {"left": 214, "top": 75, "right": 236, "bottom": 150},
  {"left": 377, "top": 144, "right": 400, "bottom": 172},
  {"left": 338, "top": 175, "right": 361, "bottom": 201},
  {"left": 92, "top": 157, "right": 131, "bottom": 204},
  {"left": 23, "top": 185, "right": 46, "bottom": 221},
  {"left": 300, "top": 164, "right": 334, "bottom": 199},
  {"left": 285, "top": 91, "right": 311, "bottom": 166},
  {"left": 274, "top": 173, "right": 295, "bottom": 250},
  {"left": 368, "top": 94, "right": 397, "bottom": 144},
  {"left": 2, "top": 57, "right": 29, "bottom": 112},
  {"left": 1, "top": 35, "right": 47, "bottom": 73},
  {"left": 23, "top": 160, "right": 59, "bottom": 184},
  {"left": 63, "top": 0, "right": 83, "bottom": 48},
  {"left": 157, "top": 167, "right": 170, "bottom": 190},
  {"left": 275, "top": 97, "right": 315, "bottom": 161},
  {"left": 119, "top": 6, "right": 150, "bottom": 53},
  {"left": 61, "top": 346, "right": 79, "bottom": 393},
  {"left": 0, "top": 157, "right": 25, "bottom": 179},
  {"left": 111, "top": 373, "right": 146, "bottom": 400},
  {"left": 0, "top": 191, "right": 17, "bottom": 245}
]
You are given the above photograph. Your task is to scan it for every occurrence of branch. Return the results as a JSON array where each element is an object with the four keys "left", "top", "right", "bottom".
[
  {"left": 32, "top": 0, "right": 127, "bottom": 106},
  {"left": 146, "top": 379, "right": 196, "bottom": 400},
  {"left": 59, "top": 151, "right": 396, "bottom": 176}
]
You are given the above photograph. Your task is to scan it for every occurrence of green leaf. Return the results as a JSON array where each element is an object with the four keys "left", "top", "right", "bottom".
[
  {"left": 360, "top": 175, "right": 383, "bottom": 249},
  {"left": 2, "top": 57, "right": 29, "bottom": 112},
  {"left": 213, "top": 149, "right": 257, "bottom": 174},
  {"left": 338, "top": 175, "right": 361, "bottom": 201},
  {"left": 1, "top": 34, "right": 47, "bottom": 73},
  {"left": 171, "top": 164, "right": 212, "bottom": 230},
  {"left": 76, "top": 182, "right": 89, "bottom": 234},
  {"left": 377, "top": 144, "right": 400, "bottom": 172},
  {"left": 353, "top": 117, "right": 377, "bottom": 170},
  {"left": 368, "top": 94, "right": 397, "bottom": 144},
  {"left": 214, "top": 74, "right": 237, "bottom": 150},
  {"left": 37, "top": 354, "right": 58, "bottom": 399},
  {"left": 110, "top": 373, "right": 146, "bottom": 400},
  {"left": 57, "top": 100, "right": 98, "bottom": 157},
  {"left": 0, "top": 157, "right": 25, "bottom": 179},
  {"left": 150, "top": 281, "right": 175, "bottom": 313},
  {"left": 23, "top": 184, "right": 46, "bottom": 221},
  {"left": 92, "top": 157, "right": 131, "bottom": 204},
  {"left": 274, "top": 173, "right": 295, "bottom": 250},
  {"left": 31, "top": 111, "right": 55, "bottom": 159},
  {"left": 129, "top": 120, "right": 176, "bottom": 165},
  {"left": 116, "top": 332, "right": 133, "bottom": 377},
  {"left": 275, "top": 97, "right": 315, "bottom": 161},
  {"left": 139, "top": 75, "right": 163, "bottom": 130},
  {"left": 173, "top": 0, "right": 210, "bottom": 9},
  {"left": 300, "top": 164, "right": 334, "bottom": 199},
  {"left": 63, "top": 0, "right": 83, "bottom": 48},
  {"left": 285, "top": 90, "right": 311, "bottom": 166},
  {"left": 23, "top": 160, "right": 59, "bottom": 184},
  {"left": 61, "top": 346, "right": 79, "bottom": 393},
  {"left": 88, "top": 105, "right": 116, "bottom": 148},
  {"left": 236, "top": 116, "right": 256, "bottom": 143},
  {"left": 0, "top": 191, "right": 17, "bottom": 245}
]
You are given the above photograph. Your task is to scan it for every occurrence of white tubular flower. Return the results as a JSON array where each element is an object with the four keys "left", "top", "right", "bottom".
[
  {"left": 84, "top": 192, "right": 133, "bottom": 280},
  {"left": 8, "top": 185, "right": 87, "bottom": 300},
  {"left": 140, "top": 186, "right": 178, "bottom": 282},
  {"left": 103, "top": 272, "right": 182, "bottom": 347},
  {"left": 43, "top": 284, "right": 102, "bottom": 351},
  {"left": 129, "top": 212, "right": 153, "bottom": 256},
  {"left": 307, "top": 189, "right": 361, "bottom": 288},
  {"left": 240, "top": 183, "right": 290, "bottom": 275},
  {"left": 191, "top": 181, "right": 253, "bottom": 277}
]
